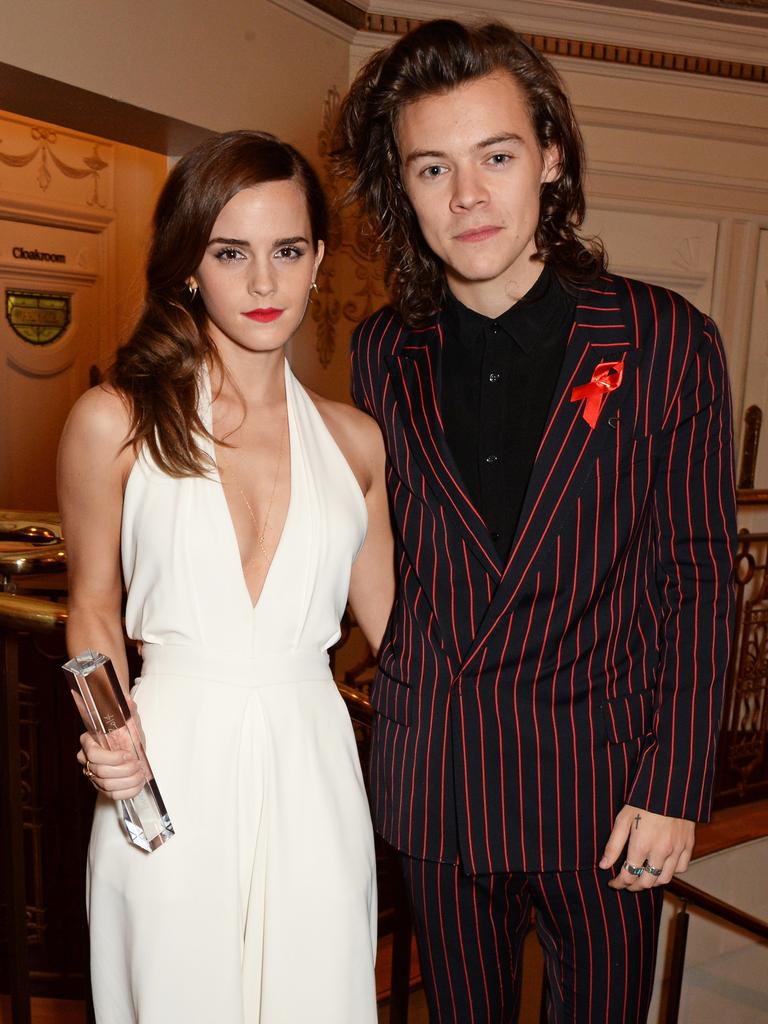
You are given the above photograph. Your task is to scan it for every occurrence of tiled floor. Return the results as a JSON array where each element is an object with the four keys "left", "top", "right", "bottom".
[{"left": 4, "top": 800, "right": 766, "bottom": 1024}]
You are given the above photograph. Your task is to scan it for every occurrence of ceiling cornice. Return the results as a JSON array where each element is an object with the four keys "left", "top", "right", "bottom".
[{"left": 287, "top": 0, "right": 768, "bottom": 83}]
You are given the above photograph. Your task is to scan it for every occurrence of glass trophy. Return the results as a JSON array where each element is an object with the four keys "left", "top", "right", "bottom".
[{"left": 63, "top": 649, "right": 174, "bottom": 852}]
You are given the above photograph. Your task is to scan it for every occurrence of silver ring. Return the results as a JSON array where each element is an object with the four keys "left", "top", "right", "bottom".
[
  {"left": 644, "top": 862, "right": 663, "bottom": 877},
  {"left": 623, "top": 861, "right": 645, "bottom": 876}
]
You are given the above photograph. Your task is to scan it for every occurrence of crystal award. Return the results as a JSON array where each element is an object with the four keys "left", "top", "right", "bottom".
[{"left": 63, "top": 649, "right": 174, "bottom": 852}]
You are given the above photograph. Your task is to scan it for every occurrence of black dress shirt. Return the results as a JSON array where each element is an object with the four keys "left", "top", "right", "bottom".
[{"left": 440, "top": 264, "right": 576, "bottom": 562}]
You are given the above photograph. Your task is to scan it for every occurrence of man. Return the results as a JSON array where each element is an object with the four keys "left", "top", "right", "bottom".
[{"left": 334, "top": 19, "right": 736, "bottom": 1022}]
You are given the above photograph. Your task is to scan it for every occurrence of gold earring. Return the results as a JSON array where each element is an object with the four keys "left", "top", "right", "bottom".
[
  {"left": 187, "top": 281, "right": 198, "bottom": 300},
  {"left": 309, "top": 281, "right": 319, "bottom": 303}
]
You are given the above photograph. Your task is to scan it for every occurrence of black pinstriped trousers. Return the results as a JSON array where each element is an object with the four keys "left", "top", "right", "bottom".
[{"left": 401, "top": 855, "right": 664, "bottom": 1023}]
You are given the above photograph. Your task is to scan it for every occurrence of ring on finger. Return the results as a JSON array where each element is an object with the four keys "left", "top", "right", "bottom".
[
  {"left": 643, "top": 862, "right": 663, "bottom": 877},
  {"left": 83, "top": 759, "right": 95, "bottom": 780},
  {"left": 623, "top": 861, "right": 645, "bottom": 876}
]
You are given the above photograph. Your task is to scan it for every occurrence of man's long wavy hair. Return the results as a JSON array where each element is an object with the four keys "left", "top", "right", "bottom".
[
  {"left": 333, "top": 20, "right": 604, "bottom": 326},
  {"left": 109, "top": 130, "right": 327, "bottom": 477}
]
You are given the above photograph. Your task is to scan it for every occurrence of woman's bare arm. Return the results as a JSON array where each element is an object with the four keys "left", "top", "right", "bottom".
[
  {"left": 347, "top": 419, "right": 395, "bottom": 655},
  {"left": 57, "top": 385, "right": 144, "bottom": 799}
]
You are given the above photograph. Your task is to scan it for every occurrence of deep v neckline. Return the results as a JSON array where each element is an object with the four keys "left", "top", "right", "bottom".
[{"left": 205, "top": 361, "right": 295, "bottom": 614}]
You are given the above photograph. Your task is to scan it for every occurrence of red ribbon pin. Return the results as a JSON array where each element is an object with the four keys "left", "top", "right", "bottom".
[{"left": 570, "top": 359, "right": 625, "bottom": 428}]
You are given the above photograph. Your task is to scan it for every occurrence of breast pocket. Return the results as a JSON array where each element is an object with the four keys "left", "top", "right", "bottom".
[{"left": 370, "top": 668, "right": 411, "bottom": 726}]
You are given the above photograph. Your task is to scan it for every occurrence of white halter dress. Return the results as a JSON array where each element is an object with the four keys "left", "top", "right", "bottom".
[{"left": 86, "top": 360, "right": 378, "bottom": 1023}]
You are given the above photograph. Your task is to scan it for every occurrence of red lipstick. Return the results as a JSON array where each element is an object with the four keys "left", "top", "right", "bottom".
[
  {"left": 454, "top": 226, "right": 501, "bottom": 243},
  {"left": 243, "top": 308, "right": 283, "bottom": 323}
]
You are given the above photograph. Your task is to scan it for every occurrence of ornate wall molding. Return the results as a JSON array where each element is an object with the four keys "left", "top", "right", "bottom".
[
  {"left": 291, "top": 0, "right": 768, "bottom": 83},
  {"left": 311, "top": 86, "right": 387, "bottom": 368},
  {"left": 0, "top": 121, "right": 110, "bottom": 208}
]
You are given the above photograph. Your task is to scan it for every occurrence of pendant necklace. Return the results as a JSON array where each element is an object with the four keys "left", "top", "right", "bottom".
[{"left": 223, "top": 410, "right": 288, "bottom": 566}]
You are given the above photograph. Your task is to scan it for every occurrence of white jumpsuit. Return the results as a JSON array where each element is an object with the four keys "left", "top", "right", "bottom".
[{"left": 86, "top": 360, "right": 378, "bottom": 1023}]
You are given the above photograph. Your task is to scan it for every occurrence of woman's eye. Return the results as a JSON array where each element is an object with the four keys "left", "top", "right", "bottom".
[
  {"left": 275, "top": 246, "right": 304, "bottom": 260},
  {"left": 214, "top": 247, "right": 245, "bottom": 262}
]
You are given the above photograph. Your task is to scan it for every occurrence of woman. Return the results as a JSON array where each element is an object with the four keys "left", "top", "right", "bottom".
[{"left": 57, "top": 130, "right": 394, "bottom": 1023}]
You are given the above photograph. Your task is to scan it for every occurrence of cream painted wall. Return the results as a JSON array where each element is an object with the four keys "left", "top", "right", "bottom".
[
  {"left": 110, "top": 141, "right": 168, "bottom": 355},
  {"left": 0, "top": 110, "right": 167, "bottom": 507},
  {"left": 0, "top": 0, "right": 350, "bottom": 148}
]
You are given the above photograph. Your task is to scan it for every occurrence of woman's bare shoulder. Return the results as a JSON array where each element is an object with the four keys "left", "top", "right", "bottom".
[
  {"left": 59, "top": 385, "right": 135, "bottom": 477},
  {"left": 304, "top": 388, "right": 385, "bottom": 492},
  {"left": 307, "top": 389, "right": 382, "bottom": 448},
  {"left": 64, "top": 384, "right": 131, "bottom": 442}
]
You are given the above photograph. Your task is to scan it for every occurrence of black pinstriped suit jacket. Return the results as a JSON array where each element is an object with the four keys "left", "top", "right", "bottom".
[{"left": 351, "top": 272, "right": 737, "bottom": 875}]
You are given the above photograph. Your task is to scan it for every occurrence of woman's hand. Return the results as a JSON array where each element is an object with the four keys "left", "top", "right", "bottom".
[{"left": 77, "top": 729, "right": 146, "bottom": 801}]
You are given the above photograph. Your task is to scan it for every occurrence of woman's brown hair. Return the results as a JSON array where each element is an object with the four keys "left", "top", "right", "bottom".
[
  {"left": 333, "top": 19, "right": 604, "bottom": 326},
  {"left": 109, "top": 130, "right": 327, "bottom": 476}
]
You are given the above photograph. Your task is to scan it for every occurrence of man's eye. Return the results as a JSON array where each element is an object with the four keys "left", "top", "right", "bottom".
[
  {"left": 421, "top": 165, "right": 445, "bottom": 179},
  {"left": 488, "top": 153, "right": 511, "bottom": 166}
]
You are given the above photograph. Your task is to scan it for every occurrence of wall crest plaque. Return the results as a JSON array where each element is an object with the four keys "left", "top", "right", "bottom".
[{"left": 5, "top": 289, "right": 71, "bottom": 344}]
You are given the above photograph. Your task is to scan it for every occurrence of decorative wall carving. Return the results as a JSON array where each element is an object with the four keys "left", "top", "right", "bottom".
[
  {"left": 19, "top": 675, "right": 45, "bottom": 946},
  {"left": 739, "top": 406, "right": 763, "bottom": 489},
  {"left": 716, "top": 530, "right": 768, "bottom": 805},
  {"left": 311, "top": 86, "right": 387, "bottom": 368},
  {"left": 0, "top": 125, "right": 109, "bottom": 208},
  {"left": 583, "top": 210, "right": 718, "bottom": 313}
]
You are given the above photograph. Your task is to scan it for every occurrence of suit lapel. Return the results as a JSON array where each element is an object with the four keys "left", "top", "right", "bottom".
[
  {"left": 386, "top": 318, "right": 503, "bottom": 579},
  {"left": 460, "top": 275, "right": 643, "bottom": 673}
]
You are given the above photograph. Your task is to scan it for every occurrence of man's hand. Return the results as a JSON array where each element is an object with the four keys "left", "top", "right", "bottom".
[{"left": 599, "top": 804, "right": 695, "bottom": 891}]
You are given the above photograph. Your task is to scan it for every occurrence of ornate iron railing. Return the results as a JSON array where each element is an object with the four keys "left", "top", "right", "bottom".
[{"left": 715, "top": 530, "right": 768, "bottom": 806}]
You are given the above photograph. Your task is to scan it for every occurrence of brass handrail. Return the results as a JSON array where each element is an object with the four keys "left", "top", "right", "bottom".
[
  {"left": 0, "top": 510, "right": 66, "bottom": 580},
  {"left": 0, "top": 547, "right": 68, "bottom": 577},
  {"left": 336, "top": 680, "right": 373, "bottom": 724},
  {"left": 666, "top": 877, "right": 768, "bottom": 940},
  {"left": 0, "top": 593, "right": 68, "bottom": 631}
]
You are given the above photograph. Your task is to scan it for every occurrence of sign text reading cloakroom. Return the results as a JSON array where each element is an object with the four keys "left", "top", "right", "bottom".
[{"left": 12, "top": 246, "right": 66, "bottom": 264}]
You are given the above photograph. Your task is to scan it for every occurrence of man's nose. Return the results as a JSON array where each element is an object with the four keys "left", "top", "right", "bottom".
[{"left": 449, "top": 165, "right": 489, "bottom": 213}]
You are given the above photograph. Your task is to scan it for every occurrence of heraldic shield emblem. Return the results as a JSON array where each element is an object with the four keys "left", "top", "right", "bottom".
[{"left": 6, "top": 289, "right": 71, "bottom": 345}]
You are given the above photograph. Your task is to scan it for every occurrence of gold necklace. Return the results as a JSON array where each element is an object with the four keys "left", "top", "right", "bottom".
[{"left": 223, "top": 412, "right": 288, "bottom": 566}]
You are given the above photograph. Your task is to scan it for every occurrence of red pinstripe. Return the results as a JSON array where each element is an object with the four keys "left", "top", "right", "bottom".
[
  {"left": 532, "top": 550, "right": 559, "bottom": 868},
  {"left": 471, "top": 649, "right": 492, "bottom": 868},
  {"left": 468, "top": 882, "right": 489, "bottom": 1023},
  {"left": 459, "top": 653, "right": 479, "bottom": 869},
  {"left": 452, "top": 869, "right": 471, "bottom": 1022},
  {"left": 493, "top": 605, "right": 515, "bottom": 867},
  {"left": 514, "top": 575, "right": 541, "bottom": 873}
]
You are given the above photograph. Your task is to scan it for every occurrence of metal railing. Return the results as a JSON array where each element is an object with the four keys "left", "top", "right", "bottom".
[
  {"left": 662, "top": 877, "right": 768, "bottom": 1024},
  {"left": 0, "top": 511, "right": 66, "bottom": 591},
  {"left": 716, "top": 529, "right": 768, "bottom": 807}
]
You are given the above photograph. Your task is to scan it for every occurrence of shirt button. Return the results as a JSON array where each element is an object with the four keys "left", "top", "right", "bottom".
[
  {"left": 488, "top": 372, "right": 501, "bottom": 383},
  {"left": 485, "top": 454, "right": 499, "bottom": 464},
  {"left": 491, "top": 530, "right": 500, "bottom": 541},
  {"left": 489, "top": 322, "right": 499, "bottom": 335}
]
